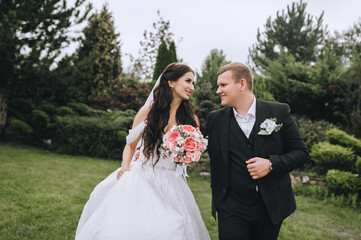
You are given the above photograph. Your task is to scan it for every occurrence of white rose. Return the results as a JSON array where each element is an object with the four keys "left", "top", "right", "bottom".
[{"left": 264, "top": 119, "right": 274, "bottom": 126}]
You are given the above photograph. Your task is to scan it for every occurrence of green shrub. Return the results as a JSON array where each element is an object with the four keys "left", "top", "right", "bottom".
[
  {"left": 39, "top": 103, "right": 59, "bottom": 116},
  {"left": 310, "top": 142, "right": 354, "bottom": 173},
  {"left": 356, "top": 156, "right": 361, "bottom": 176},
  {"left": 326, "top": 128, "right": 361, "bottom": 154},
  {"left": 51, "top": 115, "right": 125, "bottom": 159},
  {"left": 8, "top": 98, "right": 35, "bottom": 122},
  {"left": 113, "top": 115, "right": 134, "bottom": 130},
  {"left": 294, "top": 183, "right": 360, "bottom": 208},
  {"left": 8, "top": 98, "right": 35, "bottom": 115},
  {"left": 32, "top": 110, "right": 49, "bottom": 138},
  {"left": 32, "top": 110, "right": 49, "bottom": 128},
  {"left": 293, "top": 184, "right": 327, "bottom": 200},
  {"left": 326, "top": 169, "right": 361, "bottom": 196},
  {"left": 117, "top": 130, "right": 128, "bottom": 152},
  {"left": 67, "top": 102, "right": 93, "bottom": 116},
  {"left": 58, "top": 106, "right": 77, "bottom": 116},
  {"left": 107, "top": 109, "right": 136, "bottom": 130},
  {"left": 295, "top": 115, "right": 333, "bottom": 150},
  {"left": 9, "top": 119, "right": 34, "bottom": 135}
]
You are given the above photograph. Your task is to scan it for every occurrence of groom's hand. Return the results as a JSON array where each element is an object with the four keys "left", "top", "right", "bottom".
[{"left": 246, "top": 157, "right": 271, "bottom": 179}]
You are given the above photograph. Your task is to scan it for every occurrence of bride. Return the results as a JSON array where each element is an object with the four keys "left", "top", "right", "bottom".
[{"left": 75, "top": 63, "right": 210, "bottom": 240}]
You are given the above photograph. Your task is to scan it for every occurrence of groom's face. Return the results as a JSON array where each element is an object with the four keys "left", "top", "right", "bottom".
[{"left": 216, "top": 71, "right": 242, "bottom": 107}]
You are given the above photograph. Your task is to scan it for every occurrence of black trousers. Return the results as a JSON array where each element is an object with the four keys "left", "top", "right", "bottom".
[{"left": 217, "top": 191, "right": 282, "bottom": 240}]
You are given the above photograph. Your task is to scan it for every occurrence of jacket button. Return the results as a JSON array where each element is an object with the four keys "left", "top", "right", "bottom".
[{"left": 222, "top": 188, "right": 226, "bottom": 193}]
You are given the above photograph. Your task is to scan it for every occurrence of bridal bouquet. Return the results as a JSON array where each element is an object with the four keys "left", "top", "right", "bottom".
[{"left": 160, "top": 125, "right": 208, "bottom": 164}]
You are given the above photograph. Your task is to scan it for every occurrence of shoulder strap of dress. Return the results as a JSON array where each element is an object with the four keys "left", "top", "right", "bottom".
[{"left": 126, "top": 121, "right": 146, "bottom": 144}]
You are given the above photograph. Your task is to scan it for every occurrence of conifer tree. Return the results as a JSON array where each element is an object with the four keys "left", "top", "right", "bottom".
[
  {"left": 74, "top": 5, "right": 122, "bottom": 100},
  {"left": 193, "top": 81, "right": 219, "bottom": 132},
  {"left": 0, "top": 0, "right": 91, "bottom": 135},
  {"left": 169, "top": 41, "right": 178, "bottom": 63},
  {"left": 249, "top": 0, "right": 326, "bottom": 71},
  {"left": 196, "top": 49, "right": 230, "bottom": 93},
  {"left": 131, "top": 11, "right": 176, "bottom": 81},
  {"left": 152, "top": 40, "right": 175, "bottom": 82}
]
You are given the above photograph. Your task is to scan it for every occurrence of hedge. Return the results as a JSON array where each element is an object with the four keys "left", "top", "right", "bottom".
[
  {"left": 326, "top": 128, "right": 361, "bottom": 154},
  {"left": 310, "top": 142, "right": 354, "bottom": 173},
  {"left": 9, "top": 119, "right": 34, "bottom": 135},
  {"left": 8, "top": 98, "right": 35, "bottom": 122},
  {"left": 39, "top": 103, "right": 59, "bottom": 116},
  {"left": 356, "top": 156, "right": 361, "bottom": 176},
  {"left": 296, "top": 115, "right": 333, "bottom": 150},
  {"left": 58, "top": 106, "right": 77, "bottom": 116},
  {"left": 51, "top": 116, "right": 127, "bottom": 159},
  {"left": 326, "top": 169, "right": 361, "bottom": 197},
  {"left": 67, "top": 102, "right": 94, "bottom": 116}
]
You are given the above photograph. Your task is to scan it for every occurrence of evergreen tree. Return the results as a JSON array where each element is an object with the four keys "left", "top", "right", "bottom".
[
  {"left": 152, "top": 40, "right": 175, "bottom": 82},
  {"left": 130, "top": 11, "right": 176, "bottom": 81},
  {"left": 196, "top": 49, "right": 230, "bottom": 93},
  {"left": 169, "top": 41, "right": 178, "bottom": 62},
  {"left": 0, "top": 0, "right": 91, "bottom": 135},
  {"left": 264, "top": 49, "right": 325, "bottom": 118},
  {"left": 193, "top": 81, "right": 220, "bottom": 132},
  {"left": 249, "top": 0, "right": 326, "bottom": 71},
  {"left": 253, "top": 74, "right": 275, "bottom": 102},
  {"left": 74, "top": 5, "right": 122, "bottom": 100},
  {"left": 338, "top": 20, "right": 361, "bottom": 136}
]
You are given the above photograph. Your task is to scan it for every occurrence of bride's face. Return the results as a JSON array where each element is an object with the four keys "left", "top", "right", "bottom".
[{"left": 169, "top": 71, "right": 195, "bottom": 101}]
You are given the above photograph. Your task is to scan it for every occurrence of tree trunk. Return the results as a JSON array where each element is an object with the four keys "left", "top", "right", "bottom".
[{"left": 0, "top": 90, "right": 7, "bottom": 137}]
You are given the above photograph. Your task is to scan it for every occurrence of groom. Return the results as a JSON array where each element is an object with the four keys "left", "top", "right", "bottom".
[{"left": 206, "top": 62, "right": 308, "bottom": 240}]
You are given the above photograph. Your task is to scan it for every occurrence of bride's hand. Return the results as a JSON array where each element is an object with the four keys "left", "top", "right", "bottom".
[{"left": 117, "top": 167, "right": 130, "bottom": 180}]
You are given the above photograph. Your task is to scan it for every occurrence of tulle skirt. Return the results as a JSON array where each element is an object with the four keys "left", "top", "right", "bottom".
[{"left": 75, "top": 162, "right": 210, "bottom": 240}]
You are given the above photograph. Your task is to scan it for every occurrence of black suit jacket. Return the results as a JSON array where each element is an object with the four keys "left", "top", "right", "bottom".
[{"left": 206, "top": 99, "right": 308, "bottom": 224}]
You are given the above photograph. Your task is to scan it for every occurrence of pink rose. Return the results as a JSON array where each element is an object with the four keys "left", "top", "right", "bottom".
[
  {"left": 167, "top": 131, "right": 180, "bottom": 143},
  {"left": 183, "top": 156, "right": 192, "bottom": 164},
  {"left": 182, "top": 125, "right": 196, "bottom": 134},
  {"left": 183, "top": 137, "right": 197, "bottom": 152},
  {"left": 197, "top": 144, "right": 204, "bottom": 150},
  {"left": 193, "top": 151, "right": 201, "bottom": 162},
  {"left": 174, "top": 157, "right": 179, "bottom": 163}
]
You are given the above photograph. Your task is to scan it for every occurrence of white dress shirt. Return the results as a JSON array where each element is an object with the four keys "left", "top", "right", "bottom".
[{"left": 232, "top": 96, "right": 256, "bottom": 138}]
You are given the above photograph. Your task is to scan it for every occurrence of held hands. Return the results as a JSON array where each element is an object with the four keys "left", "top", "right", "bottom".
[{"left": 246, "top": 157, "right": 271, "bottom": 180}]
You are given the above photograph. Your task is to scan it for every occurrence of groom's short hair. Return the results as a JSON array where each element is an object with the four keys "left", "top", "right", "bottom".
[{"left": 218, "top": 62, "right": 253, "bottom": 91}]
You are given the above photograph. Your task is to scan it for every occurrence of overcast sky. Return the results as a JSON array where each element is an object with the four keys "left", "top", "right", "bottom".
[{"left": 67, "top": 0, "right": 361, "bottom": 73}]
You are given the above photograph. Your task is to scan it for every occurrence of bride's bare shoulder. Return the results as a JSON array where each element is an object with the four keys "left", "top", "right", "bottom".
[{"left": 132, "top": 106, "right": 151, "bottom": 128}]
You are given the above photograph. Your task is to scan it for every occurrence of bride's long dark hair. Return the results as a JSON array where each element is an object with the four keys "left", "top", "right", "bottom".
[{"left": 142, "top": 63, "right": 197, "bottom": 165}]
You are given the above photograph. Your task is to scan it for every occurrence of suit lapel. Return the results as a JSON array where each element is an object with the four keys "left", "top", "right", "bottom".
[
  {"left": 253, "top": 100, "right": 270, "bottom": 156},
  {"left": 219, "top": 107, "right": 231, "bottom": 168}
]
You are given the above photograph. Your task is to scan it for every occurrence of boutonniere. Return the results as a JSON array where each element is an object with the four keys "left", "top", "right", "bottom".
[{"left": 258, "top": 118, "right": 283, "bottom": 135}]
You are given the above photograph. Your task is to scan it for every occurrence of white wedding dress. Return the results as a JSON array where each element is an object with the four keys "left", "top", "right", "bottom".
[{"left": 75, "top": 121, "right": 210, "bottom": 240}]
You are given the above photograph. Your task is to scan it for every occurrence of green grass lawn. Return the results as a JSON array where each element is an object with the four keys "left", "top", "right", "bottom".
[{"left": 1, "top": 142, "right": 360, "bottom": 240}]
